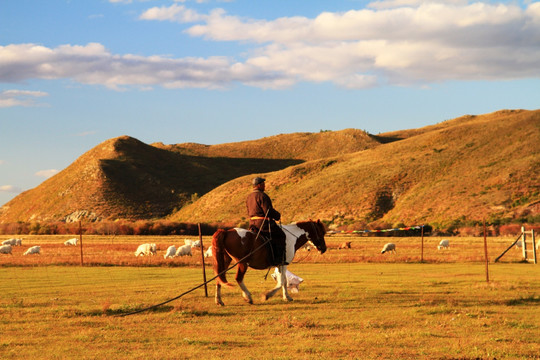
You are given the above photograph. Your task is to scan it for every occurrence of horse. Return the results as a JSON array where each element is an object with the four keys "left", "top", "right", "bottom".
[{"left": 211, "top": 219, "right": 327, "bottom": 306}]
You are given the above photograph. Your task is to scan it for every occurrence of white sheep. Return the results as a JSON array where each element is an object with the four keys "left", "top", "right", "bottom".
[
  {"left": 381, "top": 242, "right": 396, "bottom": 254},
  {"left": 437, "top": 239, "right": 450, "bottom": 250},
  {"left": 515, "top": 240, "right": 540, "bottom": 251},
  {"left": 15, "top": 238, "right": 22, "bottom": 246},
  {"left": 23, "top": 246, "right": 41, "bottom": 255},
  {"left": 204, "top": 245, "right": 213, "bottom": 258},
  {"left": 134, "top": 243, "right": 157, "bottom": 257},
  {"left": 175, "top": 244, "right": 192, "bottom": 257},
  {"left": 338, "top": 241, "right": 352, "bottom": 249},
  {"left": 164, "top": 245, "right": 176, "bottom": 259},
  {"left": 64, "top": 238, "right": 78, "bottom": 246},
  {"left": 271, "top": 268, "right": 304, "bottom": 293},
  {"left": 0, "top": 244, "right": 13, "bottom": 255},
  {"left": 2, "top": 238, "right": 18, "bottom": 246}
]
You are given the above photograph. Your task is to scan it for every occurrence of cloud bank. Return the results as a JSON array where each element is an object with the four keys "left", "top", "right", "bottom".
[
  {"left": 0, "top": 185, "right": 23, "bottom": 194},
  {"left": 1, "top": 1, "right": 539, "bottom": 91},
  {"left": 0, "top": 90, "right": 49, "bottom": 108},
  {"left": 35, "top": 169, "right": 59, "bottom": 178}
]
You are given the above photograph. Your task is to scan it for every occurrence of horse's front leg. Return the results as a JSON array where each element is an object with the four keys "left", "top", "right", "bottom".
[
  {"left": 262, "top": 265, "right": 292, "bottom": 302},
  {"left": 279, "top": 265, "right": 293, "bottom": 301},
  {"left": 236, "top": 263, "right": 253, "bottom": 304}
]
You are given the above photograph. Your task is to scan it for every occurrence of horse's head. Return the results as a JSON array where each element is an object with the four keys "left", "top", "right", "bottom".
[{"left": 305, "top": 219, "right": 327, "bottom": 254}]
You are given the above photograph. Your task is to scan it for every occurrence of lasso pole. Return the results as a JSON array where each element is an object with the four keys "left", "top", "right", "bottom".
[{"left": 119, "top": 213, "right": 272, "bottom": 317}]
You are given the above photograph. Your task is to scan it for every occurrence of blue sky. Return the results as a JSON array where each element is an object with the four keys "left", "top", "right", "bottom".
[{"left": 1, "top": 0, "right": 539, "bottom": 207}]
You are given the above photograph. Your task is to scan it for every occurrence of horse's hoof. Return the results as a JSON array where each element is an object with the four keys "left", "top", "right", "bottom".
[
  {"left": 215, "top": 300, "right": 225, "bottom": 306},
  {"left": 261, "top": 294, "right": 269, "bottom": 302}
]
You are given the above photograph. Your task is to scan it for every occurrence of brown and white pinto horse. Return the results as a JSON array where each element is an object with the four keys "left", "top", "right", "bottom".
[{"left": 211, "top": 220, "right": 327, "bottom": 306}]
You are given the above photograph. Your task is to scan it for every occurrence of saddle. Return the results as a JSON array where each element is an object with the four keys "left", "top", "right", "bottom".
[{"left": 249, "top": 225, "right": 287, "bottom": 266}]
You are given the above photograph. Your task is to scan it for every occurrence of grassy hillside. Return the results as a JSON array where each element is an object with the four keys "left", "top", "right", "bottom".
[
  {"left": 1, "top": 110, "right": 538, "bottom": 228},
  {"left": 0, "top": 136, "right": 301, "bottom": 222},
  {"left": 0, "top": 129, "right": 376, "bottom": 223},
  {"left": 171, "top": 110, "right": 540, "bottom": 229}
]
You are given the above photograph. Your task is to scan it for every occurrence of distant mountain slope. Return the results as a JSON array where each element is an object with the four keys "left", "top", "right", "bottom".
[
  {"left": 1, "top": 110, "right": 538, "bottom": 227},
  {"left": 171, "top": 109, "right": 540, "bottom": 228},
  {"left": 0, "top": 129, "right": 377, "bottom": 223},
  {"left": 0, "top": 136, "right": 301, "bottom": 222},
  {"left": 152, "top": 128, "right": 379, "bottom": 160}
]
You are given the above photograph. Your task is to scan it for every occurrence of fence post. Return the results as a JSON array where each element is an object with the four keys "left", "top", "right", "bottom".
[
  {"left": 521, "top": 226, "right": 527, "bottom": 261},
  {"left": 483, "top": 219, "right": 489, "bottom": 283},
  {"left": 531, "top": 229, "right": 537, "bottom": 264},
  {"left": 79, "top": 221, "right": 84, "bottom": 266},
  {"left": 420, "top": 225, "right": 424, "bottom": 263},
  {"left": 199, "top": 223, "right": 208, "bottom": 297}
]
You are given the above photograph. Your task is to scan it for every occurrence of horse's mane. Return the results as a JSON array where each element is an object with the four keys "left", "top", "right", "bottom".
[{"left": 295, "top": 219, "right": 327, "bottom": 235}]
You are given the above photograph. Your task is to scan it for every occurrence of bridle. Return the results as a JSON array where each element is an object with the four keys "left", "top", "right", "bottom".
[
  {"left": 308, "top": 221, "right": 323, "bottom": 248},
  {"left": 280, "top": 220, "right": 324, "bottom": 251}
]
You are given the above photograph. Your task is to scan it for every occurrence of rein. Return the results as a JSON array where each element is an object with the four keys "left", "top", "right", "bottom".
[
  {"left": 118, "top": 232, "right": 273, "bottom": 317},
  {"left": 119, "top": 213, "right": 273, "bottom": 317}
]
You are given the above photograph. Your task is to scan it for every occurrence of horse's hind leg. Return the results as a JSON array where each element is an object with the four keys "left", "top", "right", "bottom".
[
  {"left": 236, "top": 263, "right": 253, "bottom": 304},
  {"left": 215, "top": 283, "right": 224, "bottom": 306}
]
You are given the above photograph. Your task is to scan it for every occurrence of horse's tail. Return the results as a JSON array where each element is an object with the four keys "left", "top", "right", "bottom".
[{"left": 212, "top": 229, "right": 232, "bottom": 286}]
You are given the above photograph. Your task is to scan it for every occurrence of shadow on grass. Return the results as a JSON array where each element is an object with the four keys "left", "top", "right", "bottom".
[
  {"left": 505, "top": 295, "right": 540, "bottom": 306},
  {"left": 70, "top": 304, "right": 233, "bottom": 317}
]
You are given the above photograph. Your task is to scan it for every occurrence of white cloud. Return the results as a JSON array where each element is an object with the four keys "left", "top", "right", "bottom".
[
  {"left": 35, "top": 169, "right": 59, "bottom": 178},
  {"left": 0, "top": 185, "right": 22, "bottom": 194},
  {"left": 183, "top": 2, "right": 540, "bottom": 86},
  {"left": 367, "top": 0, "right": 469, "bottom": 10},
  {"left": 140, "top": 3, "right": 205, "bottom": 23},
  {"left": 1, "top": 2, "right": 539, "bottom": 90},
  {"left": 0, "top": 43, "right": 290, "bottom": 89},
  {"left": 0, "top": 90, "right": 49, "bottom": 108}
]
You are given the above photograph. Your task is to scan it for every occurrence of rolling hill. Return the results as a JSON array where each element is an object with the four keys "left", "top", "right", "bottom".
[
  {"left": 152, "top": 128, "right": 380, "bottom": 160},
  {"left": 0, "top": 110, "right": 538, "bottom": 230},
  {"left": 170, "top": 109, "right": 540, "bottom": 229},
  {"left": 0, "top": 129, "right": 377, "bottom": 223}
]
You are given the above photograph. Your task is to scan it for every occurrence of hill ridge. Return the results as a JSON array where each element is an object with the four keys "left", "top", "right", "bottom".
[
  {"left": 171, "top": 109, "right": 540, "bottom": 229},
  {"left": 1, "top": 109, "right": 538, "bottom": 229}
]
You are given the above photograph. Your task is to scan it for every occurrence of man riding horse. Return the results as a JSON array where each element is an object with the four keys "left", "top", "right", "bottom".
[{"left": 246, "top": 177, "right": 287, "bottom": 265}]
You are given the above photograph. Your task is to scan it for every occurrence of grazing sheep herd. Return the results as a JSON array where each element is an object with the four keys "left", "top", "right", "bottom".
[
  {"left": 4, "top": 236, "right": 536, "bottom": 262},
  {"left": 0, "top": 237, "right": 208, "bottom": 259},
  {"left": 0, "top": 237, "right": 458, "bottom": 259}
]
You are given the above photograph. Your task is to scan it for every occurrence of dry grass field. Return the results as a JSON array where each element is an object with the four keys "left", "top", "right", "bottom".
[
  {"left": 0, "top": 234, "right": 534, "bottom": 266},
  {"left": 1, "top": 234, "right": 539, "bottom": 359}
]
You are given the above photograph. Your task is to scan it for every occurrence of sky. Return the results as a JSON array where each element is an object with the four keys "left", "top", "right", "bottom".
[{"left": 1, "top": 0, "right": 539, "bottom": 207}]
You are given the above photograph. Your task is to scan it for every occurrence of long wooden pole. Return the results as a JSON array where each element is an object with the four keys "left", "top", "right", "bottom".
[
  {"left": 199, "top": 223, "right": 208, "bottom": 297},
  {"left": 420, "top": 225, "right": 424, "bottom": 263},
  {"left": 79, "top": 221, "right": 84, "bottom": 266},
  {"left": 483, "top": 219, "right": 489, "bottom": 283}
]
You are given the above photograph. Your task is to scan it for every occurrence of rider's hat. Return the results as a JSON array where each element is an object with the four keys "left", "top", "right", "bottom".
[{"left": 252, "top": 177, "right": 266, "bottom": 186}]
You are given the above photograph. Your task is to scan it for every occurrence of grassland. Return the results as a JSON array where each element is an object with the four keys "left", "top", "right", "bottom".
[{"left": 1, "top": 235, "right": 539, "bottom": 359}]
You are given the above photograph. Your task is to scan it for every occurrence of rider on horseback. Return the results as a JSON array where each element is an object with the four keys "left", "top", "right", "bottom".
[{"left": 246, "top": 177, "right": 287, "bottom": 266}]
